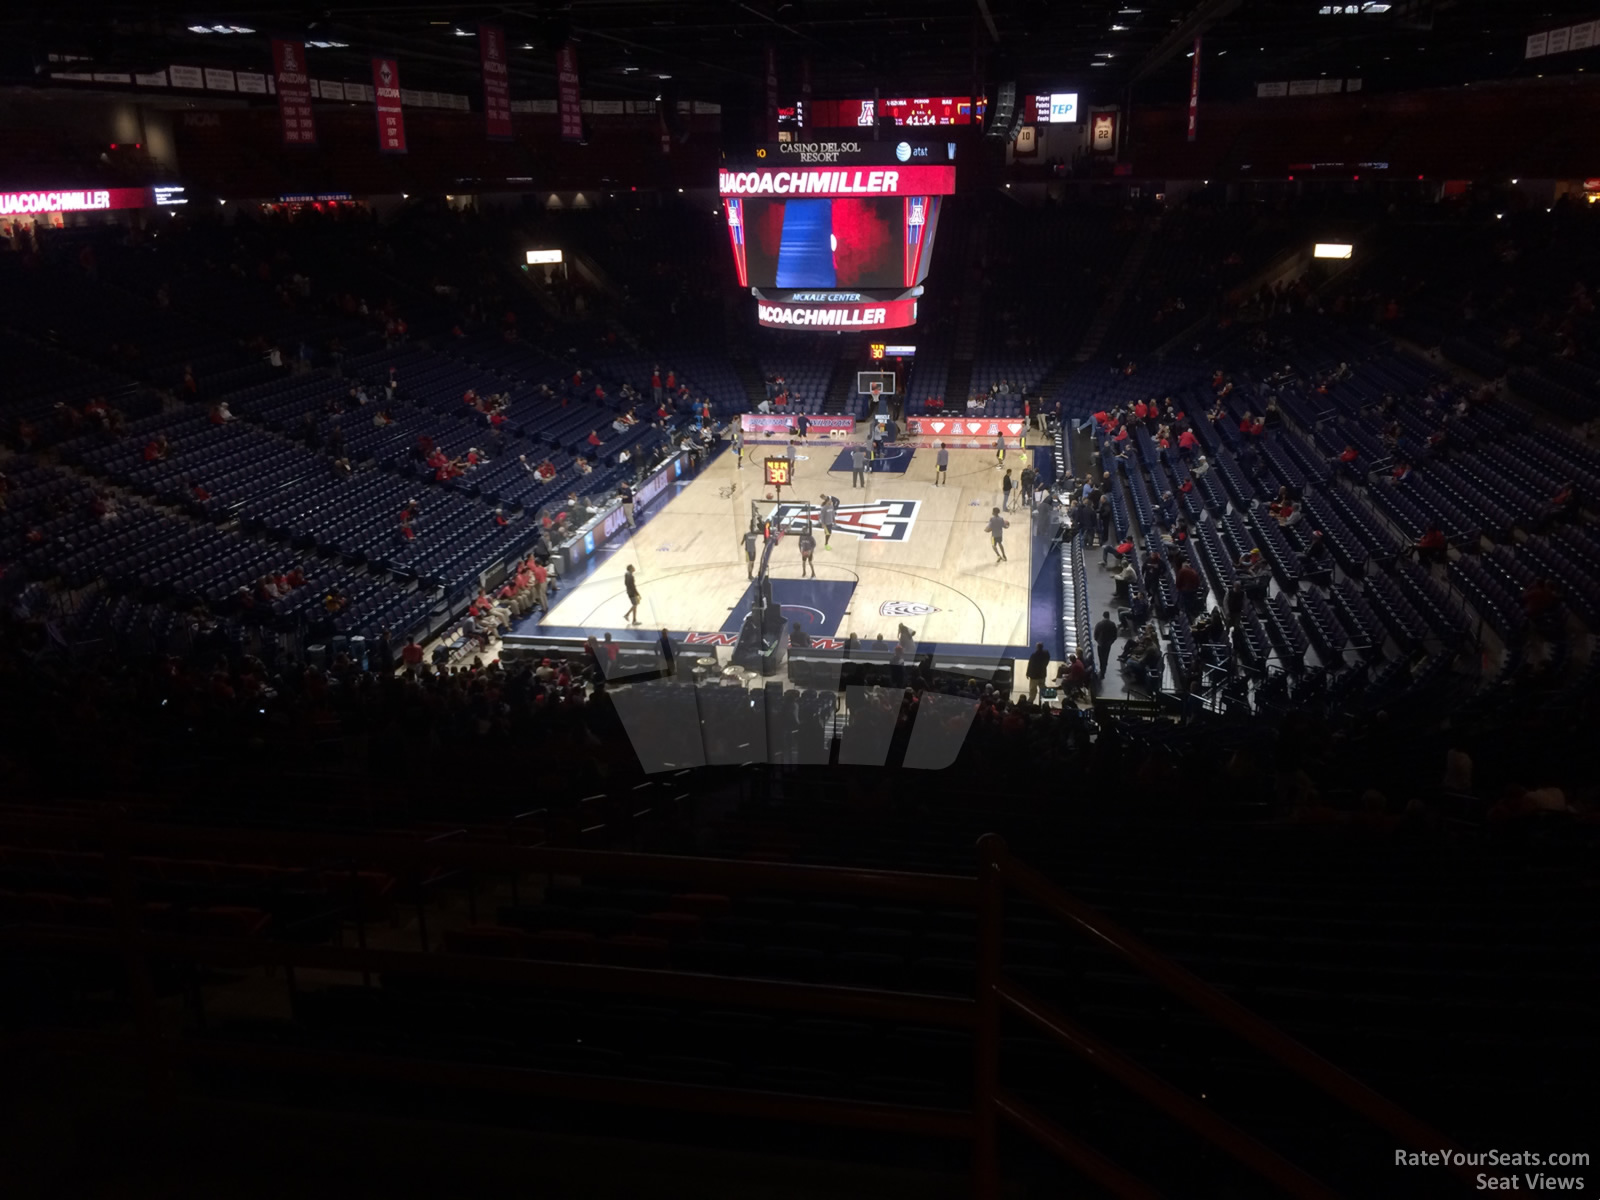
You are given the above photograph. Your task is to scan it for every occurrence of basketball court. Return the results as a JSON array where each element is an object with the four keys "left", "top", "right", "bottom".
[{"left": 539, "top": 435, "right": 1039, "bottom": 652}]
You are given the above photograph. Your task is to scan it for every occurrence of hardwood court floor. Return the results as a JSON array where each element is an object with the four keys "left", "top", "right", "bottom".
[{"left": 542, "top": 439, "right": 1036, "bottom": 646}]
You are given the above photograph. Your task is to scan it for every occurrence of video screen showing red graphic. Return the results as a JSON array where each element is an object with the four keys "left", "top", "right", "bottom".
[{"left": 741, "top": 197, "right": 903, "bottom": 290}]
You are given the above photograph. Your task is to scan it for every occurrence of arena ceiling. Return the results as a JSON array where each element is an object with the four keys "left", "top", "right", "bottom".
[{"left": 7, "top": 0, "right": 1599, "bottom": 109}]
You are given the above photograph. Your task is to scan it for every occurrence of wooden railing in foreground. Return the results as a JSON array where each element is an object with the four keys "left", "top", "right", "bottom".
[{"left": 0, "top": 812, "right": 1475, "bottom": 1196}]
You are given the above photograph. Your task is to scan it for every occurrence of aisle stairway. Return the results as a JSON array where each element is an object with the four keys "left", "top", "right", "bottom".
[
  {"left": 1072, "top": 218, "right": 1159, "bottom": 364},
  {"left": 822, "top": 349, "right": 862, "bottom": 414}
]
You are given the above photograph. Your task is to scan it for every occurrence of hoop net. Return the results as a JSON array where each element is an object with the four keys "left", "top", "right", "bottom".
[{"left": 869, "top": 382, "right": 883, "bottom": 402}]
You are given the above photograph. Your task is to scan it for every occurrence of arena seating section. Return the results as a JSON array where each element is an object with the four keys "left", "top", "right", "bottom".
[
  {"left": 4, "top": 195, "right": 1599, "bottom": 1198},
  {"left": 0, "top": 209, "right": 740, "bottom": 653}
]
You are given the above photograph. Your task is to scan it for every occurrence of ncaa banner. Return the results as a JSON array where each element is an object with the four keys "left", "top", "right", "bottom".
[
  {"left": 271, "top": 39, "right": 315, "bottom": 147},
  {"left": 480, "top": 23, "right": 513, "bottom": 140},
  {"left": 557, "top": 43, "right": 582, "bottom": 142},
  {"left": 372, "top": 58, "right": 406, "bottom": 154}
]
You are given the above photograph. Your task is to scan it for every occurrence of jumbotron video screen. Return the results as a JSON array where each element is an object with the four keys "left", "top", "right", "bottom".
[{"left": 721, "top": 141, "right": 956, "bottom": 330}]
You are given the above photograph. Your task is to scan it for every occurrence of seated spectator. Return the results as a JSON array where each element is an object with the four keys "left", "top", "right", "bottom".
[
  {"left": 1127, "top": 639, "right": 1164, "bottom": 694},
  {"left": 1300, "top": 530, "right": 1332, "bottom": 577},
  {"left": 1414, "top": 523, "right": 1447, "bottom": 564},
  {"left": 1238, "top": 549, "right": 1270, "bottom": 586},
  {"left": 1102, "top": 536, "right": 1135, "bottom": 569},
  {"left": 1548, "top": 481, "right": 1577, "bottom": 523},
  {"left": 1522, "top": 577, "right": 1559, "bottom": 624}
]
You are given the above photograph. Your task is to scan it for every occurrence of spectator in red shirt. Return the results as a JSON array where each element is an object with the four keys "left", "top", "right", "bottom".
[
  {"left": 1177, "top": 429, "right": 1199, "bottom": 454},
  {"left": 1414, "top": 523, "right": 1446, "bottom": 563},
  {"left": 1175, "top": 561, "right": 1200, "bottom": 599},
  {"left": 400, "top": 637, "right": 425, "bottom": 671},
  {"left": 1102, "top": 537, "right": 1135, "bottom": 569},
  {"left": 1522, "top": 578, "right": 1558, "bottom": 621},
  {"left": 189, "top": 481, "right": 211, "bottom": 502},
  {"left": 665, "top": 369, "right": 676, "bottom": 391},
  {"left": 586, "top": 430, "right": 602, "bottom": 447}
]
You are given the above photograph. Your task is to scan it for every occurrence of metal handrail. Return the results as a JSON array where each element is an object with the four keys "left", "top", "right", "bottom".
[
  {"left": 0, "top": 810, "right": 1474, "bottom": 1195},
  {"left": 974, "top": 834, "right": 1478, "bottom": 1196}
]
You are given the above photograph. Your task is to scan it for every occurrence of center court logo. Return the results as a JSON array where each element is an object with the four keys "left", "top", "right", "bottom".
[
  {"left": 770, "top": 499, "right": 921, "bottom": 542},
  {"left": 880, "top": 601, "right": 940, "bottom": 617}
]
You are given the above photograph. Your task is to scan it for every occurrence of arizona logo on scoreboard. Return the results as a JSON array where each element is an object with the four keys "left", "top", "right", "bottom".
[{"left": 770, "top": 499, "right": 921, "bottom": 542}]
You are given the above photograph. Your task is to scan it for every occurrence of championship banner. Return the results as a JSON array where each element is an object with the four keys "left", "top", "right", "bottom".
[
  {"left": 906, "top": 417, "right": 1026, "bottom": 439},
  {"left": 741, "top": 414, "right": 857, "bottom": 435},
  {"left": 1187, "top": 36, "right": 1202, "bottom": 143},
  {"left": 271, "top": 39, "right": 315, "bottom": 147},
  {"left": 764, "top": 44, "right": 779, "bottom": 142},
  {"left": 756, "top": 297, "right": 918, "bottom": 330},
  {"left": 372, "top": 58, "right": 406, "bottom": 154},
  {"left": 556, "top": 42, "right": 582, "bottom": 142},
  {"left": 479, "top": 23, "right": 513, "bottom": 140}
]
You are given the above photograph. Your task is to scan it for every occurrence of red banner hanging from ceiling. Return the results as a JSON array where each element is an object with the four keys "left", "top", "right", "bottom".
[
  {"left": 479, "top": 23, "right": 513, "bottom": 140},
  {"left": 271, "top": 39, "right": 315, "bottom": 147},
  {"left": 557, "top": 42, "right": 582, "bottom": 142},
  {"left": 371, "top": 57, "right": 406, "bottom": 154},
  {"left": 765, "top": 44, "right": 779, "bottom": 142},
  {"left": 1187, "top": 36, "right": 1202, "bottom": 143},
  {"left": 800, "top": 56, "right": 811, "bottom": 130}
]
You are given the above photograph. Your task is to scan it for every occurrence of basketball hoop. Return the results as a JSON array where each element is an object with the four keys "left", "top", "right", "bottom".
[{"left": 869, "top": 382, "right": 884, "bottom": 405}]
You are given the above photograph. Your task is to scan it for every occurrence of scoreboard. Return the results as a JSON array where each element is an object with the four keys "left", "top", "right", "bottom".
[
  {"left": 881, "top": 96, "right": 985, "bottom": 127},
  {"left": 804, "top": 97, "right": 985, "bottom": 129},
  {"left": 721, "top": 142, "right": 955, "bottom": 331}
]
